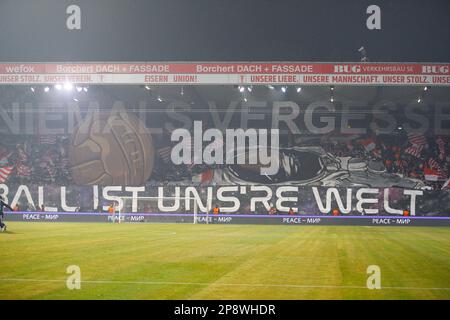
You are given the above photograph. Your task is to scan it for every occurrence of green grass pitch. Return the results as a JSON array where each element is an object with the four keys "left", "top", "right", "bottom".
[{"left": 0, "top": 222, "right": 449, "bottom": 300}]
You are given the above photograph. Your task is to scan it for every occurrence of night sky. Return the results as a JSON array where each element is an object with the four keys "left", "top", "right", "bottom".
[{"left": 0, "top": 0, "right": 449, "bottom": 62}]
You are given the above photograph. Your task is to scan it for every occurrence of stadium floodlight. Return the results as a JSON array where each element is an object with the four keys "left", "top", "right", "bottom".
[
  {"left": 330, "top": 96, "right": 334, "bottom": 102},
  {"left": 238, "top": 86, "right": 245, "bottom": 92},
  {"left": 243, "top": 97, "right": 248, "bottom": 102},
  {"left": 358, "top": 46, "right": 369, "bottom": 62},
  {"left": 281, "top": 86, "right": 287, "bottom": 93},
  {"left": 423, "top": 86, "right": 428, "bottom": 91},
  {"left": 330, "top": 85, "right": 335, "bottom": 91},
  {"left": 417, "top": 97, "right": 421, "bottom": 103},
  {"left": 83, "top": 87, "right": 88, "bottom": 92},
  {"left": 64, "top": 83, "right": 74, "bottom": 91},
  {"left": 247, "top": 86, "right": 252, "bottom": 92},
  {"left": 296, "top": 86, "right": 302, "bottom": 93},
  {"left": 30, "top": 87, "right": 35, "bottom": 93},
  {"left": 180, "top": 86, "right": 184, "bottom": 95},
  {"left": 73, "top": 98, "right": 79, "bottom": 102},
  {"left": 44, "top": 86, "right": 50, "bottom": 92},
  {"left": 144, "top": 85, "right": 151, "bottom": 91},
  {"left": 157, "top": 95, "right": 163, "bottom": 102},
  {"left": 54, "top": 84, "right": 62, "bottom": 90},
  {"left": 267, "top": 85, "right": 275, "bottom": 90},
  {"left": 76, "top": 86, "right": 83, "bottom": 92}
]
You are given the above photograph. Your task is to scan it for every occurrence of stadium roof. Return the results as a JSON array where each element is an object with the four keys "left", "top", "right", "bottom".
[{"left": 1, "top": 84, "right": 449, "bottom": 110}]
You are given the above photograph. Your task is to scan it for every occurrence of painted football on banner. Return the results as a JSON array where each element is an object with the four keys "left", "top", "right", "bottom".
[{"left": 68, "top": 111, "right": 155, "bottom": 185}]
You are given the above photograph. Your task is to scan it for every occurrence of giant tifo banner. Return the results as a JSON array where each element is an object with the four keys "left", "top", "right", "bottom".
[
  {"left": 0, "top": 62, "right": 449, "bottom": 86},
  {"left": 0, "top": 68, "right": 450, "bottom": 224}
]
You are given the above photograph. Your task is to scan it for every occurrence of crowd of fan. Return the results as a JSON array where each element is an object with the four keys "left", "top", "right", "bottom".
[
  {"left": 1, "top": 135, "right": 71, "bottom": 186},
  {"left": 1, "top": 131, "right": 449, "bottom": 215},
  {"left": 298, "top": 132, "right": 450, "bottom": 190}
]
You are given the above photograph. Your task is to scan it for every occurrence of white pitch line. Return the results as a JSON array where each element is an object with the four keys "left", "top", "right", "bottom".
[{"left": 1, "top": 278, "right": 450, "bottom": 291}]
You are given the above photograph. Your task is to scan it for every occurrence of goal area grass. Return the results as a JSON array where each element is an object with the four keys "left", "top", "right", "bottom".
[{"left": 0, "top": 222, "right": 449, "bottom": 299}]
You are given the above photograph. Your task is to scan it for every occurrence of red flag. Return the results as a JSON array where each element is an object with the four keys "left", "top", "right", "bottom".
[
  {"left": 428, "top": 159, "right": 447, "bottom": 180},
  {"left": 0, "top": 166, "right": 14, "bottom": 183},
  {"left": 437, "top": 168, "right": 447, "bottom": 180},
  {"left": 407, "top": 133, "right": 427, "bottom": 146},
  {"left": 405, "top": 145, "right": 423, "bottom": 158},
  {"left": 157, "top": 146, "right": 172, "bottom": 163},
  {"left": 192, "top": 169, "right": 213, "bottom": 183},
  {"left": 428, "top": 158, "right": 440, "bottom": 169},
  {"left": 361, "top": 138, "right": 376, "bottom": 152},
  {"left": 437, "top": 137, "right": 446, "bottom": 159},
  {"left": 424, "top": 168, "right": 439, "bottom": 181}
]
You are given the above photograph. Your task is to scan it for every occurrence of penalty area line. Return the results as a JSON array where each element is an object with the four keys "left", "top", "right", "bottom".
[{"left": 0, "top": 278, "right": 450, "bottom": 291}]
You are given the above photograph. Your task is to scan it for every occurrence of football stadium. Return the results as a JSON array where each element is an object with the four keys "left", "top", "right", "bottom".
[
  {"left": 1, "top": 80, "right": 449, "bottom": 300},
  {"left": 0, "top": 0, "right": 449, "bottom": 307}
]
